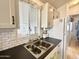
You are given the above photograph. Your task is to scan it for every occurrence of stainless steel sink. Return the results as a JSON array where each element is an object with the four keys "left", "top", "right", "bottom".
[
  {"left": 26, "top": 45, "right": 41, "bottom": 54},
  {"left": 24, "top": 40, "right": 54, "bottom": 58},
  {"left": 34, "top": 40, "right": 51, "bottom": 50}
]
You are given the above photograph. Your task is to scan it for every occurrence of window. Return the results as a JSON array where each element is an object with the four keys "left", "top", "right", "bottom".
[
  {"left": 18, "top": 1, "right": 41, "bottom": 38},
  {"left": 18, "top": 1, "right": 30, "bottom": 37},
  {"left": 29, "top": 5, "right": 38, "bottom": 34}
]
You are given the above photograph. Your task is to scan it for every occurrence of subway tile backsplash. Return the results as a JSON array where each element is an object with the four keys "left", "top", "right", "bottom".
[
  {"left": 0, "top": 29, "right": 17, "bottom": 51},
  {"left": 0, "top": 29, "right": 29, "bottom": 51}
]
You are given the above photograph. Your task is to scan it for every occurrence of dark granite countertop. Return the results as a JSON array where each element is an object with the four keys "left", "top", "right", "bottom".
[{"left": 0, "top": 37, "right": 61, "bottom": 59}]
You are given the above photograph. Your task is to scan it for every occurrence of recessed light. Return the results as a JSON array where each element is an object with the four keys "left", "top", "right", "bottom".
[{"left": 50, "top": 8, "right": 53, "bottom": 12}]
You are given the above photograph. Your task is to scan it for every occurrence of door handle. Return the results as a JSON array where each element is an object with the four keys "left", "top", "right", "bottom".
[{"left": 12, "top": 16, "right": 15, "bottom": 25}]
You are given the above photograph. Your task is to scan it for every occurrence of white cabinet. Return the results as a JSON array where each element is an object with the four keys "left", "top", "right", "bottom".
[
  {"left": 53, "top": 9, "right": 59, "bottom": 19},
  {"left": 0, "top": 0, "right": 19, "bottom": 28},
  {"left": 45, "top": 43, "right": 61, "bottom": 59},
  {"left": 41, "top": 3, "right": 59, "bottom": 29},
  {"left": 41, "top": 3, "right": 54, "bottom": 28},
  {"left": 45, "top": 46, "right": 58, "bottom": 59}
]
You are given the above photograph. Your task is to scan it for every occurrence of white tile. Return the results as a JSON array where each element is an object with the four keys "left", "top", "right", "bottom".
[
  {"left": 0, "top": 29, "right": 39, "bottom": 51},
  {"left": 0, "top": 29, "right": 17, "bottom": 51}
]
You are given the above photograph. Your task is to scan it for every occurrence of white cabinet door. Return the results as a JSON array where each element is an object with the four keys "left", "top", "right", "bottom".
[
  {"left": 48, "top": 5, "right": 54, "bottom": 28},
  {"left": 41, "top": 3, "right": 48, "bottom": 28},
  {"left": 45, "top": 46, "right": 58, "bottom": 59},
  {"left": 0, "top": 0, "right": 18, "bottom": 28},
  {"left": 45, "top": 42, "right": 61, "bottom": 59},
  {"left": 41, "top": 3, "right": 54, "bottom": 28}
]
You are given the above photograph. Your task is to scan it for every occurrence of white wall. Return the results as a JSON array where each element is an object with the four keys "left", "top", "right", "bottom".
[
  {"left": 57, "top": 4, "right": 67, "bottom": 18},
  {"left": 48, "top": 19, "right": 64, "bottom": 40}
]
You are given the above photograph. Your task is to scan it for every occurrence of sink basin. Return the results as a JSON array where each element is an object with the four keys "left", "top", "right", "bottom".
[
  {"left": 26, "top": 45, "right": 41, "bottom": 54},
  {"left": 34, "top": 40, "right": 51, "bottom": 50},
  {"left": 24, "top": 40, "right": 54, "bottom": 58}
]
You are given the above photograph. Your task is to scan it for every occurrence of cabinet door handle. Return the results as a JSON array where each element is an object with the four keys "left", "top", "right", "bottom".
[
  {"left": 29, "top": 27, "right": 31, "bottom": 31},
  {"left": 12, "top": 16, "right": 15, "bottom": 25}
]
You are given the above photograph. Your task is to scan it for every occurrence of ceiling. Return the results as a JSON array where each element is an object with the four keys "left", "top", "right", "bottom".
[{"left": 40, "top": 0, "right": 70, "bottom": 8}]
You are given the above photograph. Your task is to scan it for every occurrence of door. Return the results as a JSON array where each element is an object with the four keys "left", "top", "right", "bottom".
[{"left": 0, "top": 0, "right": 16, "bottom": 28}]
